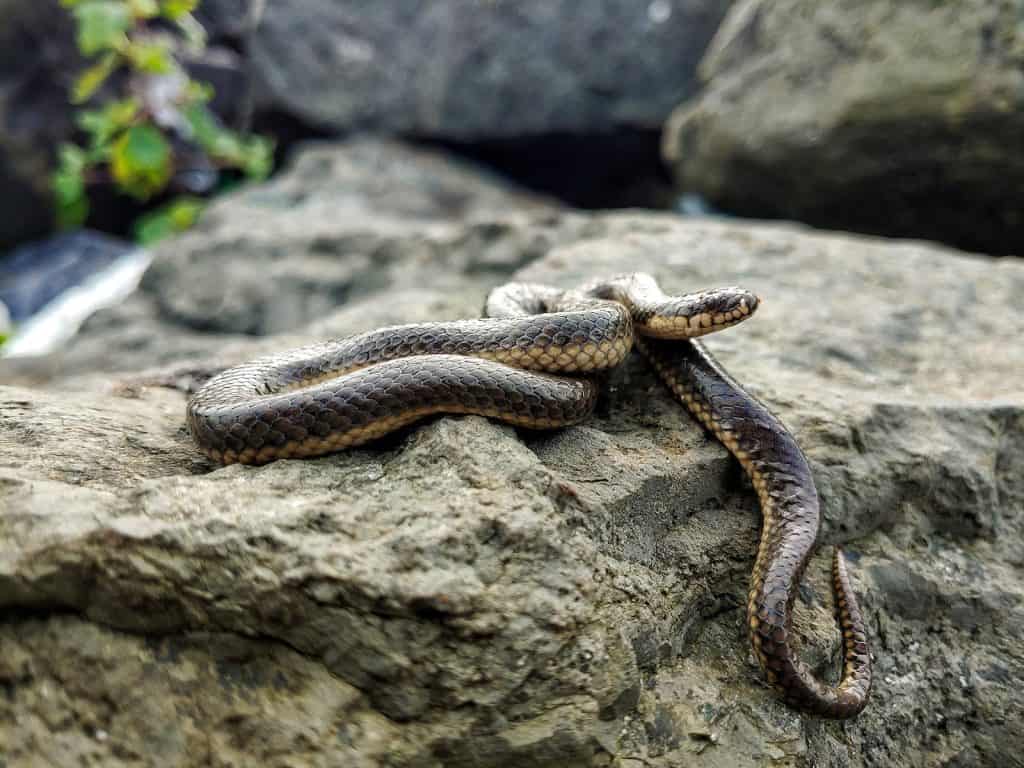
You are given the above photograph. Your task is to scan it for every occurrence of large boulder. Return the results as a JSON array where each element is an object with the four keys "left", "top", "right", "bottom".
[
  {"left": 239, "top": 0, "right": 734, "bottom": 139},
  {"left": 1, "top": 141, "right": 1022, "bottom": 764},
  {"left": 663, "top": 0, "right": 1024, "bottom": 256}
]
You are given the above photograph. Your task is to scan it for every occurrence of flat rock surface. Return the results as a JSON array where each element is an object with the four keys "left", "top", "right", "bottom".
[
  {"left": 663, "top": 0, "right": 1024, "bottom": 255},
  {"left": 2, "top": 181, "right": 1023, "bottom": 766}
]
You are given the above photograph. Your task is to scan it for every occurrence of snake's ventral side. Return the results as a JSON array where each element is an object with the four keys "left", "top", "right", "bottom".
[{"left": 186, "top": 272, "right": 872, "bottom": 718}]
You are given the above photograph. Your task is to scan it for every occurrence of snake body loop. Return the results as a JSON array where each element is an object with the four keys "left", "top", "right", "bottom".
[{"left": 187, "top": 272, "right": 871, "bottom": 718}]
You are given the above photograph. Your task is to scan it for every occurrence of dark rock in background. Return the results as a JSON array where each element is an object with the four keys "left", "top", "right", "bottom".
[
  {"left": 0, "top": 0, "right": 78, "bottom": 251},
  {"left": 237, "top": 0, "right": 732, "bottom": 139},
  {"left": 663, "top": 0, "right": 1024, "bottom": 256},
  {"left": 228, "top": 0, "right": 732, "bottom": 209},
  {"left": 0, "top": 230, "right": 134, "bottom": 322},
  {"left": 432, "top": 128, "right": 677, "bottom": 211}
]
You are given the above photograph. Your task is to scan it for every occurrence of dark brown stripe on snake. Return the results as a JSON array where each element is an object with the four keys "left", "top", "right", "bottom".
[{"left": 186, "top": 273, "right": 871, "bottom": 718}]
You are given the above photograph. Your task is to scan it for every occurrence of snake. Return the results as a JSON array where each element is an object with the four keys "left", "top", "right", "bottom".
[{"left": 186, "top": 272, "right": 872, "bottom": 718}]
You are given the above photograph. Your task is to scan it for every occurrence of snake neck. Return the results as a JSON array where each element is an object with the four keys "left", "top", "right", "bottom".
[{"left": 637, "top": 335, "right": 871, "bottom": 719}]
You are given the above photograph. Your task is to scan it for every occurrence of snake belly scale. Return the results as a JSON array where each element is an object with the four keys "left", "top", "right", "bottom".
[{"left": 187, "top": 272, "right": 872, "bottom": 718}]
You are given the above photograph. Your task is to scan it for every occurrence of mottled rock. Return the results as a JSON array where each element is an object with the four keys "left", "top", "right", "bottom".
[
  {"left": 2, "top": 206, "right": 1023, "bottom": 766},
  {"left": 663, "top": 0, "right": 1024, "bottom": 255},
  {"left": 237, "top": 0, "right": 733, "bottom": 139}
]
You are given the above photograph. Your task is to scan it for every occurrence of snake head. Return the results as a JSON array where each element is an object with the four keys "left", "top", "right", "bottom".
[{"left": 640, "top": 287, "right": 760, "bottom": 338}]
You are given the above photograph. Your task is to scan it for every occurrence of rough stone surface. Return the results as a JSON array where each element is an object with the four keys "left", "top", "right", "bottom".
[
  {"left": 237, "top": 0, "right": 733, "bottom": 139},
  {"left": 3, "top": 174, "right": 1023, "bottom": 766},
  {"left": 663, "top": 0, "right": 1024, "bottom": 256}
]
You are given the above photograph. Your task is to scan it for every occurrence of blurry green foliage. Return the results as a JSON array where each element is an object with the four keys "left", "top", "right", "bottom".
[
  {"left": 53, "top": 0, "right": 273, "bottom": 243},
  {"left": 133, "top": 195, "right": 204, "bottom": 244}
]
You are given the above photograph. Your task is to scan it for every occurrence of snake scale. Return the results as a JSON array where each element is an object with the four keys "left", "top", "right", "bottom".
[{"left": 187, "top": 273, "right": 872, "bottom": 718}]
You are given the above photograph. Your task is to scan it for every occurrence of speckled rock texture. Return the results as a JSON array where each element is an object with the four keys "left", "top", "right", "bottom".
[
  {"left": 226, "top": 0, "right": 733, "bottom": 139},
  {"left": 663, "top": 0, "right": 1024, "bottom": 256},
  {"left": 2, "top": 143, "right": 1023, "bottom": 767}
]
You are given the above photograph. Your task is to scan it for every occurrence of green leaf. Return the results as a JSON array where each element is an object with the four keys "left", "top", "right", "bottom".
[
  {"left": 184, "top": 80, "right": 214, "bottom": 104},
  {"left": 72, "top": 51, "right": 119, "bottom": 103},
  {"left": 160, "top": 0, "right": 198, "bottom": 20},
  {"left": 111, "top": 124, "right": 172, "bottom": 198},
  {"left": 241, "top": 136, "right": 275, "bottom": 180},
  {"left": 133, "top": 196, "right": 204, "bottom": 244},
  {"left": 128, "top": 0, "right": 160, "bottom": 18},
  {"left": 183, "top": 103, "right": 226, "bottom": 152},
  {"left": 125, "top": 38, "right": 175, "bottom": 73},
  {"left": 57, "top": 195, "right": 90, "bottom": 229},
  {"left": 78, "top": 98, "right": 140, "bottom": 150},
  {"left": 56, "top": 143, "right": 88, "bottom": 177},
  {"left": 53, "top": 144, "right": 90, "bottom": 228},
  {"left": 73, "top": 2, "right": 132, "bottom": 55},
  {"left": 183, "top": 103, "right": 276, "bottom": 178}
]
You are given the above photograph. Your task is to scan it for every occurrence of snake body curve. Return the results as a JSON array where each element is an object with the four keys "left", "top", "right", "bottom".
[{"left": 186, "top": 273, "right": 871, "bottom": 718}]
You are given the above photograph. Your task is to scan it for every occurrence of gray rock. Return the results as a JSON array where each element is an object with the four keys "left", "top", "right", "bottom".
[
  {"left": 238, "top": 0, "right": 733, "bottom": 139},
  {"left": 2, "top": 190, "right": 1023, "bottom": 765},
  {"left": 663, "top": 0, "right": 1024, "bottom": 255}
]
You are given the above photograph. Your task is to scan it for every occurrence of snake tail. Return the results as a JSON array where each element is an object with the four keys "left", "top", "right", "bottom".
[{"left": 638, "top": 335, "right": 871, "bottom": 718}]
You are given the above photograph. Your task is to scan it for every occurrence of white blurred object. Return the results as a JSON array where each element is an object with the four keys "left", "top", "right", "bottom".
[{"left": 2, "top": 248, "right": 152, "bottom": 357}]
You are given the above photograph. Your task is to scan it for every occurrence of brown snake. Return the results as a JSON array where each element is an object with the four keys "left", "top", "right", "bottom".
[{"left": 187, "top": 273, "right": 872, "bottom": 718}]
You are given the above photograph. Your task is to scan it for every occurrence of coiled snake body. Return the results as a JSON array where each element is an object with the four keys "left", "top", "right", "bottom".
[{"left": 187, "top": 273, "right": 872, "bottom": 718}]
